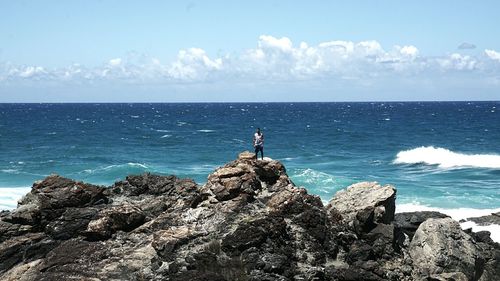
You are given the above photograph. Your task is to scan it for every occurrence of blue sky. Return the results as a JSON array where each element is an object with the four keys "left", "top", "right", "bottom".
[{"left": 1, "top": 0, "right": 500, "bottom": 102}]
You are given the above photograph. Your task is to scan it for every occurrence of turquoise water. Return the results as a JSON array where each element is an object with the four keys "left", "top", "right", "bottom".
[{"left": 1, "top": 102, "right": 499, "bottom": 211}]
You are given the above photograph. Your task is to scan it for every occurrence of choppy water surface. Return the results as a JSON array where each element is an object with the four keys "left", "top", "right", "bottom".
[{"left": 1, "top": 102, "right": 499, "bottom": 215}]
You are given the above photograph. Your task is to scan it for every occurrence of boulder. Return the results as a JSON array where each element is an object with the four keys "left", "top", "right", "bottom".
[
  {"left": 327, "top": 182, "right": 396, "bottom": 233},
  {"left": 394, "top": 211, "right": 449, "bottom": 240},
  {"left": 409, "top": 218, "right": 482, "bottom": 280},
  {"left": 206, "top": 162, "right": 261, "bottom": 201}
]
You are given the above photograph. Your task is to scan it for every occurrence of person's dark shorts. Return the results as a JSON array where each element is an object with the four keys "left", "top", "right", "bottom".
[{"left": 255, "top": 145, "right": 263, "bottom": 154}]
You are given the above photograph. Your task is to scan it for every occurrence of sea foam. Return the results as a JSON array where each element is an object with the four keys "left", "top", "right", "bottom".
[
  {"left": 0, "top": 187, "right": 31, "bottom": 210},
  {"left": 394, "top": 146, "right": 500, "bottom": 169},
  {"left": 397, "top": 203, "right": 500, "bottom": 242}
]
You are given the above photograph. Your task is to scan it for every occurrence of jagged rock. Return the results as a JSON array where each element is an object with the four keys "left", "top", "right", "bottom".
[
  {"left": 0, "top": 153, "right": 498, "bottom": 281},
  {"left": 205, "top": 154, "right": 288, "bottom": 202},
  {"left": 327, "top": 182, "right": 396, "bottom": 233},
  {"left": 409, "top": 218, "right": 482, "bottom": 280},
  {"left": 0, "top": 220, "right": 33, "bottom": 243},
  {"left": 428, "top": 272, "right": 469, "bottom": 281},
  {"left": 206, "top": 163, "right": 261, "bottom": 201},
  {"left": 3, "top": 175, "right": 107, "bottom": 229},
  {"left": 85, "top": 203, "right": 145, "bottom": 240},
  {"left": 466, "top": 212, "right": 500, "bottom": 226},
  {"left": 394, "top": 211, "right": 449, "bottom": 240},
  {"left": 45, "top": 207, "right": 99, "bottom": 240},
  {"left": 152, "top": 226, "right": 196, "bottom": 260},
  {"left": 221, "top": 216, "right": 288, "bottom": 253}
]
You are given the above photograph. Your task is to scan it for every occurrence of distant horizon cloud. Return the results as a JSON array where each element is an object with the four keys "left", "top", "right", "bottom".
[
  {"left": 1, "top": 35, "right": 500, "bottom": 102},
  {"left": 458, "top": 42, "right": 477, "bottom": 50},
  {"left": 1, "top": 35, "right": 500, "bottom": 85},
  {"left": 485, "top": 49, "right": 500, "bottom": 62}
]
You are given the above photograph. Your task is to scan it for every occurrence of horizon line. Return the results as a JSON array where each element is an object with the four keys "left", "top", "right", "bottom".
[{"left": 1, "top": 100, "right": 499, "bottom": 104}]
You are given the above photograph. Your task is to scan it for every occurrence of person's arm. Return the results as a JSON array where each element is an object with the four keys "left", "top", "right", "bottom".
[{"left": 253, "top": 134, "right": 256, "bottom": 147}]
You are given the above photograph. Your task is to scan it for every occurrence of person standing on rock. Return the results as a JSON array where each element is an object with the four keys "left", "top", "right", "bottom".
[{"left": 253, "top": 128, "right": 264, "bottom": 160}]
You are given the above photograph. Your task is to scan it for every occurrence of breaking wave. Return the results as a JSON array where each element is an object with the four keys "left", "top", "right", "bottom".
[
  {"left": 394, "top": 146, "right": 500, "bottom": 169},
  {"left": 397, "top": 203, "right": 500, "bottom": 242},
  {"left": 0, "top": 187, "right": 31, "bottom": 210},
  {"left": 289, "top": 168, "right": 352, "bottom": 198},
  {"left": 81, "top": 162, "right": 149, "bottom": 174}
]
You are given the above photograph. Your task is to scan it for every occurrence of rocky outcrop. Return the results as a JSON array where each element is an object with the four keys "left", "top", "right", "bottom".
[
  {"left": 326, "top": 182, "right": 396, "bottom": 234},
  {"left": 394, "top": 211, "right": 450, "bottom": 240},
  {"left": 409, "top": 218, "right": 482, "bottom": 280},
  {"left": 0, "top": 152, "right": 499, "bottom": 281},
  {"left": 465, "top": 212, "right": 500, "bottom": 226}
]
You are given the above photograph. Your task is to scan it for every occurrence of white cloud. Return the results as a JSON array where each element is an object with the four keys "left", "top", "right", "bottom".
[
  {"left": 1, "top": 35, "right": 500, "bottom": 85},
  {"left": 437, "top": 53, "right": 477, "bottom": 71},
  {"left": 168, "top": 48, "right": 223, "bottom": 80},
  {"left": 258, "top": 35, "right": 293, "bottom": 52},
  {"left": 108, "top": 58, "right": 122, "bottom": 66},
  {"left": 485, "top": 49, "right": 500, "bottom": 62},
  {"left": 4, "top": 65, "right": 47, "bottom": 79},
  {"left": 399, "top": 45, "right": 419, "bottom": 58}
]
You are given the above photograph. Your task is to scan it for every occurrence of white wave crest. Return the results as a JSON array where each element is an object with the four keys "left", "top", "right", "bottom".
[
  {"left": 1, "top": 169, "right": 19, "bottom": 174},
  {"left": 0, "top": 187, "right": 31, "bottom": 210},
  {"left": 126, "top": 162, "right": 148, "bottom": 169},
  {"left": 292, "top": 168, "right": 336, "bottom": 185},
  {"left": 82, "top": 162, "right": 149, "bottom": 174},
  {"left": 397, "top": 203, "right": 500, "bottom": 242},
  {"left": 394, "top": 146, "right": 500, "bottom": 169}
]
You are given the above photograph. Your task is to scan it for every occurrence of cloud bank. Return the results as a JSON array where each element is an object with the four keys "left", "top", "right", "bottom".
[{"left": 1, "top": 35, "right": 500, "bottom": 98}]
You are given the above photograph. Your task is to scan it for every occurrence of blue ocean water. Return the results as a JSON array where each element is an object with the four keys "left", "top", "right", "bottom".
[{"left": 1, "top": 102, "right": 499, "bottom": 212}]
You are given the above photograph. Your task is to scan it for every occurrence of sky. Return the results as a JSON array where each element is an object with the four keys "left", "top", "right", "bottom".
[{"left": 1, "top": 0, "right": 500, "bottom": 102}]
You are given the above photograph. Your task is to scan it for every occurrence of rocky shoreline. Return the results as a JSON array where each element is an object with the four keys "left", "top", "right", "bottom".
[{"left": 0, "top": 151, "right": 499, "bottom": 281}]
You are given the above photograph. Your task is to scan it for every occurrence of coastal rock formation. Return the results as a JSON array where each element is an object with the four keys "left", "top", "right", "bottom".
[
  {"left": 326, "top": 181, "right": 396, "bottom": 233},
  {"left": 466, "top": 212, "right": 500, "bottom": 226},
  {"left": 0, "top": 152, "right": 499, "bottom": 281},
  {"left": 394, "top": 211, "right": 450, "bottom": 240},
  {"left": 409, "top": 218, "right": 481, "bottom": 280}
]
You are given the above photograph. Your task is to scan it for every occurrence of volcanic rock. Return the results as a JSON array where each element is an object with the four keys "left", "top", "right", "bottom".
[{"left": 0, "top": 153, "right": 499, "bottom": 281}]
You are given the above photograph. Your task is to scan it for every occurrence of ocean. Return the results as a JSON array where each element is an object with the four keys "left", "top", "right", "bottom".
[{"left": 1, "top": 102, "right": 499, "bottom": 237}]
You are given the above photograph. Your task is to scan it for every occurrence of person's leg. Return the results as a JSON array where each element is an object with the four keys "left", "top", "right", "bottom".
[
  {"left": 254, "top": 146, "right": 258, "bottom": 160},
  {"left": 261, "top": 147, "right": 264, "bottom": 160}
]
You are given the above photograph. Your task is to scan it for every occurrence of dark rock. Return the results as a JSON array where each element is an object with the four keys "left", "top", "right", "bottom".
[
  {"left": 472, "top": 230, "right": 494, "bottom": 244},
  {"left": 221, "top": 216, "right": 287, "bottom": 253},
  {"left": 394, "top": 211, "right": 449, "bottom": 240},
  {"left": 1, "top": 153, "right": 498, "bottom": 281},
  {"left": 85, "top": 203, "right": 145, "bottom": 240},
  {"left": 365, "top": 223, "right": 396, "bottom": 259},
  {"left": 0, "top": 233, "right": 45, "bottom": 272},
  {"left": 0, "top": 220, "right": 33, "bottom": 242},
  {"left": 44, "top": 207, "right": 99, "bottom": 240},
  {"left": 465, "top": 212, "right": 500, "bottom": 226}
]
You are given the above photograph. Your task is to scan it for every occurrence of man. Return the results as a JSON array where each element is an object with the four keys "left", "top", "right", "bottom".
[{"left": 253, "top": 128, "right": 264, "bottom": 160}]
